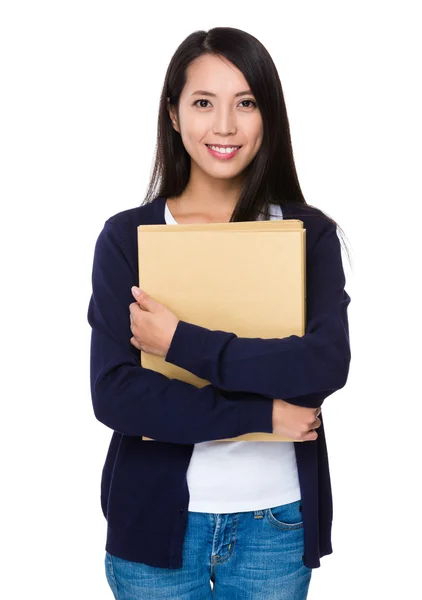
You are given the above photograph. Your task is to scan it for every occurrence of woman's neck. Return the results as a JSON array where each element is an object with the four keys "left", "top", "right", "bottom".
[
  {"left": 166, "top": 194, "right": 235, "bottom": 224},
  {"left": 170, "top": 178, "right": 241, "bottom": 217}
]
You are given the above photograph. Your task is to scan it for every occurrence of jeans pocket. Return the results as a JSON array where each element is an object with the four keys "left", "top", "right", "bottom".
[{"left": 266, "top": 499, "right": 304, "bottom": 530}]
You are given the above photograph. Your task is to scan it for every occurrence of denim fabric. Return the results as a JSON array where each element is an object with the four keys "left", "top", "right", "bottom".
[{"left": 105, "top": 499, "right": 312, "bottom": 599}]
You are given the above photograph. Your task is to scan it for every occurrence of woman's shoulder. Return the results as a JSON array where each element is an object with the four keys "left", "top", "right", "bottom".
[
  {"left": 105, "top": 196, "right": 163, "bottom": 231},
  {"left": 96, "top": 197, "right": 164, "bottom": 263},
  {"left": 282, "top": 201, "right": 338, "bottom": 253},
  {"left": 282, "top": 201, "right": 331, "bottom": 222},
  {"left": 284, "top": 201, "right": 335, "bottom": 227}
]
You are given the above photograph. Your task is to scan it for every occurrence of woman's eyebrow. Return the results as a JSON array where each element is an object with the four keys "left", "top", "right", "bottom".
[{"left": 190, "top": 89, "right": 253, "bottom": 98}]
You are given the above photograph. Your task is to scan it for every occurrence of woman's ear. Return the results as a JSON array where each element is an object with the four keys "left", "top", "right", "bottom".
[{"left": 167, "top": 99, "right": 179, "bottom": 133}]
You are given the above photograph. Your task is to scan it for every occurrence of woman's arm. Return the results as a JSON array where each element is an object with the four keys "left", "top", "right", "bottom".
[
  {"left": 164, "top": 221, "right": 351, "bottom": 403},
  {"left": 87, "top": 219, "right": 274, "bottom": 444}
]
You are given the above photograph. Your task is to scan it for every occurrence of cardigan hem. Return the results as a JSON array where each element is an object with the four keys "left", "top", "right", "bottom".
[{"left": 106, "top": 525, "right": 183, "bottom": 569}]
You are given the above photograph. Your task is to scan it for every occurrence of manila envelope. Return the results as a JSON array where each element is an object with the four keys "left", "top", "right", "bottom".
[{"left": 137, "top": 220, "right": 306, "bottom": 442}]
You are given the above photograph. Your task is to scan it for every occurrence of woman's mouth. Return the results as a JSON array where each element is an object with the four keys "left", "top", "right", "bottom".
[{"left": 205, "top": 144, "right": 242, "bottom": 160}]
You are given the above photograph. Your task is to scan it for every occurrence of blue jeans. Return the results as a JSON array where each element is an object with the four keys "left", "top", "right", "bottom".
[{"left": 105, "top": 499, "right": 312, "bottom": 599}]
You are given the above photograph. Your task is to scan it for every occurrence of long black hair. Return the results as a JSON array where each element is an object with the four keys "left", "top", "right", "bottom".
[{"left": 142, "top": 27, "right": 351, "bottom": 266}]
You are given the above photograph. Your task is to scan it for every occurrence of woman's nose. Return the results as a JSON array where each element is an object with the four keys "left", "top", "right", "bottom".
[{"left": 212, "top": 110, "right": 237, "bottom": 136}]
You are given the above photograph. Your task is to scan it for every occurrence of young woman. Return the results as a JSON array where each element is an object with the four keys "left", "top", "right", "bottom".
[{"left": 88, "top": 27, "right": 351, "bottom": 600}]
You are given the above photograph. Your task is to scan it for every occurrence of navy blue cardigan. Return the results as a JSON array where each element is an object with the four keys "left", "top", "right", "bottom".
[{"left": 87, "top": 194, "right": 351, "bottom": 569}]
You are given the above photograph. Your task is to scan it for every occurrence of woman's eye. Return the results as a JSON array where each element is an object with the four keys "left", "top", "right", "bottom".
[
  {"left": 239, "top": 100, "right": 257, "bottom": 108},
  {"left": 194, "top": 99, "right": 211, "bottom": 108},
  {"left": 193, "top": 99, "right": 257, "bottom": 109}
]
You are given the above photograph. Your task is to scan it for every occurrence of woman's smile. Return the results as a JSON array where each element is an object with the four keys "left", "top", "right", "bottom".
[{"left": 205, "top": 144, "right": 242, "bottom": 159}]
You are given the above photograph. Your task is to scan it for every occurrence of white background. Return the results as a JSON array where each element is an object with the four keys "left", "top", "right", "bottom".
[{"left": 1, "top": 1, "right": 421, "bottom": 598}]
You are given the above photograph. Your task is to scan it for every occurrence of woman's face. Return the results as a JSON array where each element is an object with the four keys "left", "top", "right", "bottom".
[{"left": 168, "top": 54, "right": 263, "bottom": 182}]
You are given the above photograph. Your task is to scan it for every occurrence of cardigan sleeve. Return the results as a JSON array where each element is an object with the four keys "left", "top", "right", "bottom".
[
  {"left": 220, "top": 389, "right": 336, "bottom": 410},
  {"left": 87, "top": 219, "right": 274, "bottom": 445},
  {"left": 164, "top": 220, "right": 351, "bottom": 402}
]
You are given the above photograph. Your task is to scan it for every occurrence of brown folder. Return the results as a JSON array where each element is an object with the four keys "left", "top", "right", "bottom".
[{"left": 137, "top": 220, "right": 306, "bottom": 442}]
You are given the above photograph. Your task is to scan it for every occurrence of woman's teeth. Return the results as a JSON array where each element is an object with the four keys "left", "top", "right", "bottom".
[{"left": 207, "top": 145, "right": 239, "bottom": 154}]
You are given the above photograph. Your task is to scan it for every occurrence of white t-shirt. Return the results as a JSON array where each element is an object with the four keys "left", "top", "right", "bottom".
[{"left": 164, "top": 201, "right": 301, "bottom": 513}]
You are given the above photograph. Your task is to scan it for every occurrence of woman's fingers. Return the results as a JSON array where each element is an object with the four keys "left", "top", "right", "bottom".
[
  {"left": 310, "top": 416, "right": 321, "bottom": 430},
  {"left": 130, "top": 336, "right": 142, "bottom": 350}
]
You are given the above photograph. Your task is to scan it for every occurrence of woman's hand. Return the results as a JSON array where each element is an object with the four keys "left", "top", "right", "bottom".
[
  {"left": 129, "top": 287, "right": 179, "bottom": 357},
  {"left": 272, "top": 399, "right": 321, "bottom": 442}
]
